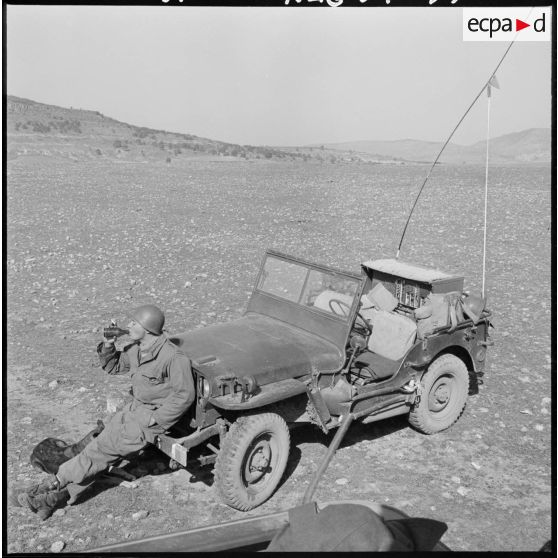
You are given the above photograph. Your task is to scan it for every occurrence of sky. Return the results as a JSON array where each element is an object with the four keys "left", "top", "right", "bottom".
[{"left": 6, "top": 5, "right": 553, "bottom": 146}]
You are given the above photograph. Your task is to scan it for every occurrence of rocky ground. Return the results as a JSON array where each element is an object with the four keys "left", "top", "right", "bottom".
[{"left": 6, "top": 157, "right": 552, "bottom": 552}]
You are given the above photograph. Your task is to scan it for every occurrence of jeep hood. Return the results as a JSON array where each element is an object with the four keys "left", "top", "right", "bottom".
[{"left": 170, "top": 313, "right": 343, "bottom": 385}]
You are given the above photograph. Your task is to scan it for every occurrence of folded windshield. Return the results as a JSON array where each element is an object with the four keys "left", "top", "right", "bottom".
[{"left": 257, "top": 255, "right": 360, "bottom": 321}]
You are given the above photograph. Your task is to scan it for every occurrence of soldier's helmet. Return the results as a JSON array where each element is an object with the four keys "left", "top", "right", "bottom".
[{"left": 130, "top": 304, "right": 165, "bottom": 335}]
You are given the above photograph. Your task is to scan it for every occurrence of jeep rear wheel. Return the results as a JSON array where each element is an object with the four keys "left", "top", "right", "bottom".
[
  {"left": 409, "top": 354, "right": 469, "bottom": 434},
  {"left": 214, "top": 413, "right": 290, "bottom": 511}
]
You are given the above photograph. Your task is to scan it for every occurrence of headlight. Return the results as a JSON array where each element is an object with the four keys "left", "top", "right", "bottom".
[{"left": 200, "top": 377, "right": 211, "bottom": 398}]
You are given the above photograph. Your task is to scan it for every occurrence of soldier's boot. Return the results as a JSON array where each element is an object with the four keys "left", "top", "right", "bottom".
[
  {"left": 8, "top": 475, "right": 61, "bottom": 508},
  {"left": 17, "top": 487, "right": 70, "bottom": 520}
]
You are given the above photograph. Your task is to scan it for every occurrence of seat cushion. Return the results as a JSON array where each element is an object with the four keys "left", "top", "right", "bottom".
[{"left": 362, "top": 308, "right": 417, "bottom": 361}]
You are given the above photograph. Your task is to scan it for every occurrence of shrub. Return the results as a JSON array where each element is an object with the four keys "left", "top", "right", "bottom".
[{"left": 32, "top": 122, "right": 51, "bottom": 133}]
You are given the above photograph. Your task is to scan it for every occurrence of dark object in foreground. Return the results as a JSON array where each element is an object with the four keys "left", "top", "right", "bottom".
[
  {"left": 86, "top": 500, "right": 450, "bottom": 553},
  {"left": 266, "top": 501, "right": 447, "bottom": 551},
  {"left": 30, "top": 420, "right": 105, "bottom": 474}
]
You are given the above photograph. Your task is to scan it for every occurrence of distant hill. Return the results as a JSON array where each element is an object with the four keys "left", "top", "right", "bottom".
[
  {"left": 320, "top": 128, "right": 551, "bottom": 164},
  {"left": 462, "top": 128, "right": 552, "bottom": 163},
  {"left": 6, "top": 95, "right": 550, "bottom": 165},
  {"left": 6, "top": 95, "right": 378, "bottom": 164}
]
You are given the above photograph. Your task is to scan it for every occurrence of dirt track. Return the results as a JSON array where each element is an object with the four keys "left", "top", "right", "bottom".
[{"left": 6, "top": 157, "right": 552, "bottom": 552}]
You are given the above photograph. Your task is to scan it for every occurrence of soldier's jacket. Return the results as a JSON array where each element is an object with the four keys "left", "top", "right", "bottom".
[{"left": 97, "top": 334, "right": 195, "bottom": 431}]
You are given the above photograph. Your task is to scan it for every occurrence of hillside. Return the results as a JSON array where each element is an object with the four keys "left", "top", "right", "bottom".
[
  {"left": 465, "top": 128, "right": 552, "bottom": 163},
  {"left": 6, "top": 95, "right": 550, "bottom": 164},
  {"left": 321, "top": 128, "right": 551, "bottom": 164},
  {"left": 6, "top": 96, "right": 394, "bottom": 165}
]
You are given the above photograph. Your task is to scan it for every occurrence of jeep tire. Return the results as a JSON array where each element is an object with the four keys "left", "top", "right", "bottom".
[
  {"left": 409, "top": 354, "right": 469, "bottom": 434},
  {"left": 214, "top": 413, "right": 290, "bottom": 511}
]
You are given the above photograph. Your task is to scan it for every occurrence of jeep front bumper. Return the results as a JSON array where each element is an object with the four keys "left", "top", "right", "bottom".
[{"left": 155, "top": 420, "right": 226, "bottom": 467}]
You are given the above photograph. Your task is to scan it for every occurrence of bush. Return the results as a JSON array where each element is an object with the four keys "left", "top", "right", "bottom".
[
  {"left": 32, "top": 122, "right": 51, "bottom": 133},
  {"left": 54, "top": 119, "right": 82, "bottom": 134}
]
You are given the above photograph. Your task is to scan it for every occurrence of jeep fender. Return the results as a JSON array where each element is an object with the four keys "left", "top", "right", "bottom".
[{"left": 405, "top": 330, "right": 477, "bottom": 374}]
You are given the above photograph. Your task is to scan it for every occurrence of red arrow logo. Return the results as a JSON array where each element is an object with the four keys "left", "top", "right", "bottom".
[{"left": 516, "top": 19, "right": 530, "bottom": 31}]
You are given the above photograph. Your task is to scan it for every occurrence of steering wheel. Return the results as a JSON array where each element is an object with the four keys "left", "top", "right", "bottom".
[{"left": 328, "top": 298, "right": 372, "bottom": 337}]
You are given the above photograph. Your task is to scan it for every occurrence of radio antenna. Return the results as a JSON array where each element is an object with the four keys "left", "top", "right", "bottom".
[{"left": 395, "top": 36, "right": 519, "bottom": 260}]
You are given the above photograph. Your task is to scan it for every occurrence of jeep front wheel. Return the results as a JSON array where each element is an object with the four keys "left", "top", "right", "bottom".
[
  {"left": 214, "top": 413, "right": 290, "bottom": 511},
  {"left": 409, "top": 354, "right": 469, "bottom": 434}
]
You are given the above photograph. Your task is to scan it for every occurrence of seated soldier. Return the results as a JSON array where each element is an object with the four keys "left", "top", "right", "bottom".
[{"left": 10, "top": 304, "right": 195, "bottom": 520}]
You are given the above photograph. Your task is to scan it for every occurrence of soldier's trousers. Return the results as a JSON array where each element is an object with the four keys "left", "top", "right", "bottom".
[{"left": 56, "top": 400, "right": 164, "bottom": 504}]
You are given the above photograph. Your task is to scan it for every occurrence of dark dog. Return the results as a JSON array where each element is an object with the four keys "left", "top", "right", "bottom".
[{"left": 30, "top": 420, "right": 105, "bottom": 474}]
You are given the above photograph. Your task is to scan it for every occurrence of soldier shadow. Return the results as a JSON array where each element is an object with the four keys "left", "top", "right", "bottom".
[
  {"left": 78, "top": 477, "right": 126, "bottom": 503},
  {"left": 75, "top": 446, "right": 192, "bottom": 503}
]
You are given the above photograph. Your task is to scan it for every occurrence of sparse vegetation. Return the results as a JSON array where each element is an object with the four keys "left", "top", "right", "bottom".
[{"left": 21, "top": 118, "right": 82, "bottom": 134}]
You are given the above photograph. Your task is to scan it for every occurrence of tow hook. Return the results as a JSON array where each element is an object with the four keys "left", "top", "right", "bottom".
[
  {"left": 401, "top": 379, "right": 418, "bottom": 393},
  {"left": 401, "top": 379, "right": 421, "bottom": 405}
]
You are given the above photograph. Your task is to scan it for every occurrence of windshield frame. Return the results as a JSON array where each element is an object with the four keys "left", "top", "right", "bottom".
[
  {"left": 255, "top": 251, "right": 362, "bottom": 322},
  {"left": 245, "top": 250, "right": 365, "bottom": 353}
]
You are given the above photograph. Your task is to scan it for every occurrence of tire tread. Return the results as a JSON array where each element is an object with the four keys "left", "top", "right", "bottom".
[
  {"left": 214, "top": 413, "right": 290, "bottom": 511},
  {"left": 408, "top": 354, "right": 469, "bottom": 435}
]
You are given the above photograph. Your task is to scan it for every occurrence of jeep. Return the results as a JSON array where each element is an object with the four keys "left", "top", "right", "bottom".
[{"left": 156, "top": 249, "right": 492, "bottom": 511}]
